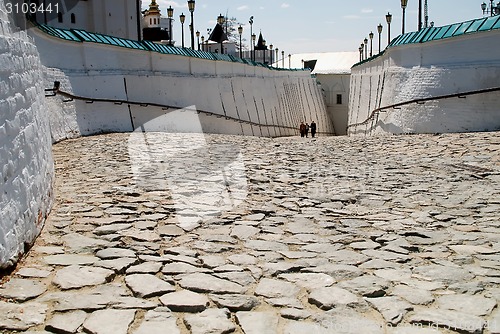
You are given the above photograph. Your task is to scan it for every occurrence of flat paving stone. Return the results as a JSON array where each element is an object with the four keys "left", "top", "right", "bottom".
[
  {"left": 236, "top": 311, "right": 279, "bottom": 334},
  {"left": 133, "top": 307, "right": 180, "bottom": 334},
  {"left": 53, "top": 265, "right": 115, "bottom": 290},
  {"left": 45, "top": 310, "right": 87, "bottom": 334},
  {"left": 83, "top": 309, "right": 136, "bottom": 334},
  {"left": 0, "top": 278, "right": 47, "bottom": 301},
  {"left": 0, "top": 301, "right": 48, "bottom": 331},
  {"left": 184, "top": 308, "right": 236, "bottom": 334},
  {"left": 125, "top": 274, "right": 176, "bottom": 298},
  {"left": 159, "top": 290, "right": 209, "bottom": 312},
  {"left": 179, "top": 273, "right": 247, "bottom": 294}
]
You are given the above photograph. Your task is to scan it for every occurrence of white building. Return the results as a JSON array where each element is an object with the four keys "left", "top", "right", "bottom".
[
  {"left": 30, "top": 0, "right": 142, "bottom": 40},
  {"left": 285, "top": 52, "right": 359, "bottom": 135}
]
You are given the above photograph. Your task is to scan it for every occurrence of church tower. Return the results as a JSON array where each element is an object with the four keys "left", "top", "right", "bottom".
[{"left": 143, "top": 0, "right": 161, "bottom": 29}]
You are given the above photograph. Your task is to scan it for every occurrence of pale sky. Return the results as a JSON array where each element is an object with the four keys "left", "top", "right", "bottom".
[{"left": 146, "top": 1, "right": 492, "bottom": 54}]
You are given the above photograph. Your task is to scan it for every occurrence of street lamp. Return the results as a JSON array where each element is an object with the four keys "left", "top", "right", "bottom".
[
  {"left": 386, "top": 12, "right": 392, "bottom": 46},
  {"left": 201, "top": 35, "right": 204, "bottom": 51},
  {"left": 288, "top": 54, "right": 291, "bottom": 69},
  {"left": 481, "top": 1, "right": 500, "bottom": 15},
  {"left": 249, "top": 16, "right": 254, "bottom": 60},
  {"left": 281, "top": 50, "right": 284, "bottom": 68},
  {"left": 364, "top": 38, "right": 368, "bottom": 59},
  {"left": 401, "top": 0, "right": 408, "bottom": 34},
  {"left": 196, "top": 30, "right": 200, "bottom": 50},
  {"left": 180, "top": 13, "right": 185, "bottom": 48},
  {"left": 360, "top": 42, "right": 364, "bottom": 60},
  {"left": 188, "top": 0, "right": 195, "bottom": 49},
  {"left": 359, "top": 46, "right": 363, "bottom": 61},
  {"left": 377, "top": 24, "right": 383, "bottom": 53},
  {"left": 275, "top": 48, "right": 279, "bottom": 66},
  {"left": 418, "top": 0, "right": 422, "bottom": 31},
  {"left": 167, "top": 6, "right": 174, "bottom": 46},
  {"left": 369, "top": 31, "right": 374, "bottom": 57},
  {"left": 252, "top": 33, "right": 256, "bottom": 61},
  {"left": 269, "top": 44, "right": 273, "bottom": 66},
  {"left": 263, "top": 40, "right": 266, "bottom": 64},
  {"left": 238, "top": 25, "right": 243, "bottom": 58}
]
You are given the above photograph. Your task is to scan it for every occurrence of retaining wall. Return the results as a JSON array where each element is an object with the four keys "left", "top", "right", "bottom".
[
  {"left": 348, "top": 29, "right": 500, "bottom": 136},
  {"left": 0, "top": 1, "right": 54, "bottom": 269},
  {"left": 31, "top": 27, "right": 334, "bottom": 139}
]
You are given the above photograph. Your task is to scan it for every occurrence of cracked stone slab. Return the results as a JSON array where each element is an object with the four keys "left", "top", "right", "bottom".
[
  {"left": 436, "top": 294, "right": 497, "bottom": 316},
  {"left": 365, "top": 296, "right": 414, "bottom": 325},
  {"left": 409, "top": 308, "right": 486, "bottom": 334},
  {"left": 133, "top": 307, "right": 180, "bottom": 334},
  {"left": 179, "top": 273, "right": 247, "bottom": 294},
  {"left": 209, "top": 294, "right": 260, "bottom": 311},
  {"left": 236, "top": 311, "right": 279, "bottom": 334},
  {"left": 45, "top": 310, "right": 87, "bottom": 334},
  {"left": 184, "top": 308, "right": 236, "bottom": 334},
  {"left": 125, "top": 274, "right": 175, "bottom": 298},
  {"left": 83, "top": 309, "right": 136, "bottom": 334},
  {"left": 0, "top": 301, "right": 48, "bottom": 331},
  {"left": 95, "top": 247, "right": 136, "bottom": 259},
  {"left": 16, "top": 268, "right": 52, "bottom": 278},
  {"left": 159, "top": 290, "right": 209, "bottom": 313},
  {"left": 308, "top": 286, "right": 361, "bottom": 310},
  {"left": 43, "top": 254, "right": 99, "bottom": 266},
  {"left": 254, "top": 278, "right": 300, "bottom": 298},
  {"left": 53, "top": 265, "right": 115, "bottom": 290},
  {"left": 0, "top": 278, "right": 47, "bottom": 301}
]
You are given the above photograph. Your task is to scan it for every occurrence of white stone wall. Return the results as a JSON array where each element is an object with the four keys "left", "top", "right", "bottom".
[
  {"left": 348, "top": 29, "right": 500, "bottom": 136},
  {"left": 31, "top": 28, "right": 334, "bottom": 138},
  {"left": 0, "top": 2, "right": 54, "bottom": 268}
]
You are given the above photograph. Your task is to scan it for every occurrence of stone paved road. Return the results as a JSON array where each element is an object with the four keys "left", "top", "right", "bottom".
[{"left": 1, "top": 132, "right": 500, "bottom": 334}]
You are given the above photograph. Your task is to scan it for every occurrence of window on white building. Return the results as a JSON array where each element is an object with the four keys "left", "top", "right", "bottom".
[
  {"left": 57, "top": 12, "right": 63, "bottom": 23},
  {"left": 336, "top": 94, "right": 342, "bottom": 105},
  {"left": 71, "top": 13, "right": 75, "bottom": 24}
]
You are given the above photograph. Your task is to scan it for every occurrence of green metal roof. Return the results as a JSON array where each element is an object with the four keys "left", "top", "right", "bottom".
[
  {"left": 353, "top": 16, "right": 500, "bottom": 68},
  {"left": 390, "top": 16, "right": 500, "bottom": 47},
  {"left": 35, "top": 23, "right": 305, "bottom": 72}
]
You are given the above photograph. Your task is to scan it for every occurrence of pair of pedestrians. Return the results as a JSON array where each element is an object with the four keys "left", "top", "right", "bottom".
[{"left": 299, "top": 121, "right": 317, "bottom": 138}]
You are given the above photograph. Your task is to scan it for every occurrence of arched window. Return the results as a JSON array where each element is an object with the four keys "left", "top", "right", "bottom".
[
  {"left": 70, "top": 13, "right": 76, "bottom": 24},
  {"left": 57, "top": 12, "right": 63, "bottom": 23}
]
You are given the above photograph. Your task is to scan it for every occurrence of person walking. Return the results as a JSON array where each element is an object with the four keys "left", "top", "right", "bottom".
[
  {"left": 310, "top": 121, "right": 317, "bottom": 138},
  {"left": 305, "top": 123, "right": 310, "bottom": 138},
  {"left": 299, "top": 122, "right": 306, "bottom": 137}
]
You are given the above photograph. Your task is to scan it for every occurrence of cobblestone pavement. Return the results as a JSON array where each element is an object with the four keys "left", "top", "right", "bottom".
[{"left": 1, "top": 132, "right": 500, "bottom": 334}]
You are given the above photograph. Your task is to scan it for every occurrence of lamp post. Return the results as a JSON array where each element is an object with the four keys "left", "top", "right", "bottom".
[
  {"left": 281, "top": 50, "right": 284, "bottom": 68},
  {"left": 269, "top": 44, "right": 273, "bottom": 66},
  {"left": 217, "top": 14, "right": 225, "bottom": 54},
  {"left": 288, "top": 54, "right": 291, "bottom": 69},
  {"left": 180, "top": 13, "right": 185, "bottom": 48},
  {"left": 401, "top": 0, "right": 408, "bottom": 34},
  {"left": 418, "top": 0, "right": 422, "bottom": 31},
  {"left": 369, "top": 31, "right": 374, "bottom": 57},
  {"left": 196, "top": 30, "right": 200, "bottom": 50},
  {"left": 167, "top": 6, "right": 174, "bottom": 46},
  {"left": 249, "top": 16, "right": 254, "bottom": 60},
  {"left": 263, "top": 40, "right": 266, "bottom": 64},
  {"left": 201, "top": 35, "right": 204, "bottom": 51},
  {"left": 360, "top": 42, "right": 364, "bottom": 60},
  {"left": 481, "top": 1, "right": 500, "bottom": 15},
  {"left": 386, "top": 12, "right": 392, "bottom": 46},
  {"left": 188, "top": 0, "right": 195, "bottom": 49},
  {"left": 276, "top": 48, "right": 279, "bottom": 66},
  {"left": 364, "top": 38, "right": 368, "bottom": 59},
  {"left": 252, "top": 33, "right": 256, "bottom": 61},
  {"left": 359, "top": 46, "right": 363, "bottom": 61},
  {"left": 237, "top": 25, "right": 243, "bottom": 58},
  {"left": 377, "top": 24, "right": 383, "bottom": 53}
]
